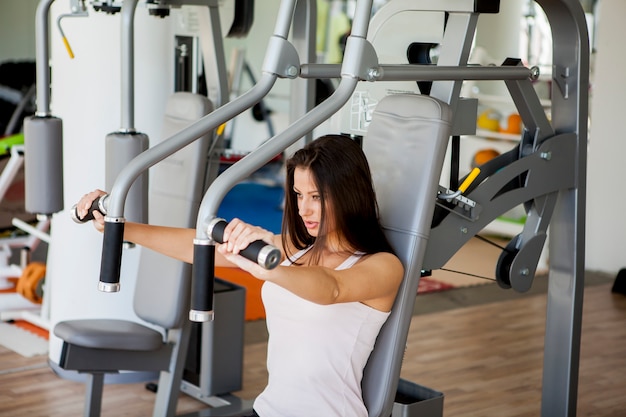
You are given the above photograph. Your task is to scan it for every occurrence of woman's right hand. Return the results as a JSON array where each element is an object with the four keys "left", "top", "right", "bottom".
[
  {"left": 76, "top": 189, "right": 107, "bottom": 232},
  {"left": 220, "top": 218, "right": 275, "bottom": 256}
]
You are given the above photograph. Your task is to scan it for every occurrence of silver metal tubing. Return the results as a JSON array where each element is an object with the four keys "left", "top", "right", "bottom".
[
  {"left": 120, "top": 0, "right": 139, "bottom": 130},
  {"left": 375, "top": 0, "right": 499, "bottom": 13},
  {"left": 273, "top": 0, "right": 299, "bottom": 39},
  {"left": 377, "top": 64, "right": 537, "bottom": 81},
  {"left": 107, "top": 74, "right": 277, "bottom": 216},
  {"left": 106, "top": 0, "right": 301, "bottom": 217},
  {"left": 504, "top": 76, "right": 554, "bottom": 146},
  {"left": 429, "top": 11, "right": 478, "bottom": 108},
  {"left": 195, "top": 76, "right": 360, "bottom": 238},
  {"left": 195, "top": 0, "right": 374, "bottom": 237},
  {"left": 98, "top": 281, "right": 120, "bottom": 293},
  {"left": 299, "top": 64, "right": 537, "bottom": 82},
  {"left": 202, "top": 2, "right": 229, "bottom": 108},
  {"left": 299, "top": 64, "right": 342, "bottom": 79},
  {"left": 349, "top": 0, "right": 373, "bottom": 38},
  {"left": 289, "top": 0, "right": 317, "bottom": 146},
  {"left": 188, "top": 309, "right": 214, "bottom": 322},
  {"left": 12, "top": 217, "right": 51, "bottom": 245},
  {"left": 34, "top": 0, "right": 56, "bottom": 116}
]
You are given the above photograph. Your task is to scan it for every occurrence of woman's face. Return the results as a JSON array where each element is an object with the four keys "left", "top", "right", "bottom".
[{"left": 293, "top": 167, "right": 331, "bottom": 238}]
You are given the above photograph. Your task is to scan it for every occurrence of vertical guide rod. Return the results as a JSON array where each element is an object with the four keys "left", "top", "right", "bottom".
[{"left": 34, "top": 0, "right": 55, "bottom": 117}]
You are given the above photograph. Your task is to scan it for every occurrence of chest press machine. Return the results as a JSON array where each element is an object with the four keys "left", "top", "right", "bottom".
[{"left": 55, "top": 0, "right": 589, "bottom": 416}]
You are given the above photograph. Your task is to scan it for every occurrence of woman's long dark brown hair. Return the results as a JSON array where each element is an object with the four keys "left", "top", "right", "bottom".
[{"left": 281, "top": 134, "right": 395, "bottom": 264}]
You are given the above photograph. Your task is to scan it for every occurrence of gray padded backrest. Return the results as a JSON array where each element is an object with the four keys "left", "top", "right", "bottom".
[
  {"left": 134, "top": 92, "right": 214, "bottom": 329},
  {"left": 361, "top": 94, "right": 452, "bottom": 417}
]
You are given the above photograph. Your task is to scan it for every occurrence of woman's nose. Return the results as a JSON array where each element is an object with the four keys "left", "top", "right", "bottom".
[{"left": 298, "top": 198, "right": 312, "bottom": 215}]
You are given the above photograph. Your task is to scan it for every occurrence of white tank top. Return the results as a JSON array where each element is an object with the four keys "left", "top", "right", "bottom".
[{"left": 253, "top": 248, "right": 391, "bottom": 417}]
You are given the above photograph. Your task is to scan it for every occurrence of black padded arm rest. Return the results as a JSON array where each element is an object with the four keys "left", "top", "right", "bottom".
[{"left": 54, "top": 319, "right": 164, "bottom": 351}]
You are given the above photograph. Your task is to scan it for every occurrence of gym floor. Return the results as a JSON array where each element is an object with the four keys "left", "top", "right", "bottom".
[{"left": 0, "top": 243, "right": 623, "bottom": 417}]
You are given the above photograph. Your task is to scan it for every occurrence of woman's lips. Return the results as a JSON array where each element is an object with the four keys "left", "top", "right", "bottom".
[{"left": 304, "top": 221, "right": 318, "bottom": 230}]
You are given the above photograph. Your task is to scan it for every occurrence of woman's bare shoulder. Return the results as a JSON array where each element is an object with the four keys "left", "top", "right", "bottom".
[{"left": 360, "top": 251, "right": 404, "bottom": 276}]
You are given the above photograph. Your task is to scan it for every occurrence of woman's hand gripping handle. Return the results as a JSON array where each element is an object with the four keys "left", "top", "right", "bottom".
[{"left": 188, "top": 218, "right": 281, "bottom": 322}]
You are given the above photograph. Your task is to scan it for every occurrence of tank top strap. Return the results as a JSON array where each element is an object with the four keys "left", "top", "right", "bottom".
[
  {"left": 281, "top": 247, "right": 365, "bottom": 270},
  {"left": 335, "top": 251, "right": 365, "bottom": 270},
  {"left": 280, "top": 246, "right": 312, "bottom": 266}
]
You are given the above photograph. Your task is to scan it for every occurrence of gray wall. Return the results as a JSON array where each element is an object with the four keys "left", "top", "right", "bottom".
[{"left": 585, "top": 0, "right": 625, "bottom": 273}]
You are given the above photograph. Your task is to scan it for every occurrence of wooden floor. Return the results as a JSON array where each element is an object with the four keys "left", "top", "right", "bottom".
[{"left": 1, "top": 282, "right": 624, "bottom": 417}]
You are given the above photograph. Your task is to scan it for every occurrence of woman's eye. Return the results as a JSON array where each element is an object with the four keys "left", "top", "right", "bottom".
[{"left": 312, "top": 194, "right": 321, "bottom": 201}]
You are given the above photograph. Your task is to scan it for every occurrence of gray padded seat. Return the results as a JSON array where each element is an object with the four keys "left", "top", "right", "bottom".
[
  {"left": 54, "top": 319, "right": 164, "bottom": 351},
  {"left": 361, "top": 93, "right": 452, "bottom": 417}
]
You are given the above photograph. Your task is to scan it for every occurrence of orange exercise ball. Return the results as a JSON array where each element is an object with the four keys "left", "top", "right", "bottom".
[
  {"left": 472, "top": 148, "right": 501, "bottom": 167},
  {"left": 500, "top": 113, "right": 522, "bottom": 134}
]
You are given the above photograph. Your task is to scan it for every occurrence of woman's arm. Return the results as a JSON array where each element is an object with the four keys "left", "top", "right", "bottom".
[
  {"left": 123, "top": 221, "right": 196, "bottom": 264},
  {"left": 219, "top": 247, "right": 404, "bottom": 312},
  {"left": 77, "top": 190, "right": 282, "bottom": 267}
]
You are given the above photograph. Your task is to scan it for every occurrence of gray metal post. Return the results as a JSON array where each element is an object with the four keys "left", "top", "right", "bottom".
[
  {"left": 84, "top": 373, "right": 104, "bottom": 417},
  {"left": 104, "top": 0, "right": 148, "bottom": 227},
  {"left": 199, "top": 0, "right": 229, "bottom": 108},
  {"left": 25, "top": 0, "right": 64, "bottom": 215},
  {"left": 288, "top": 0, "right": 317, "bottom": 150},
  {"left": 536, "top": 0, "right": 589, "bottom": 416},
  {"left": 34, "top": 0, "right": 55, "bottom": 117},
  {"left": 120, "top": 0, "right": 138, "bottom": 131},
  {"left": 428, "top": 11, "right": 477, "bottom": 112},
  {"left": 151, "top": 323, "right": 192, "bottom": 417},
  {"left": 300, "top": 63, "right": 536, "bottom": 82}
]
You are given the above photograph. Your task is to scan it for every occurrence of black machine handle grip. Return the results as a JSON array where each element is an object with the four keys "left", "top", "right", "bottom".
[
  {"left": 207, "top": 218, "right": 281, "bottom": 269},
  {"left": 188, "top": 218, "right": 281, "bottom": 322},
  {"left": 189, "top": 241, "right": 215, "bottom": 322},
  {"left": 71, "top": 194, "right": 108, "bottom": 223},
  {"left": 70, "top": 193, "right": 122, "bottom": 293},
  {"left": 98, "top": 219, "right": 124, "bottom": 293}
]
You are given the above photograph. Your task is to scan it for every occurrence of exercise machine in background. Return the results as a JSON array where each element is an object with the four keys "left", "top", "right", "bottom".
[
  {"left": 48, "top": 0, "right": 589, "bottom": 416},
  {"left": 0, "top": 57, "right": 53, "bottom": 333}
]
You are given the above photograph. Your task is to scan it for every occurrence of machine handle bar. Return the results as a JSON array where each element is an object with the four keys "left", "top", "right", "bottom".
[
  {"left": 71, "top": 194, "right": 108, "bottom": 223},
  {"left": 207, "top": 218, "right": 281, "bottom": 270}
]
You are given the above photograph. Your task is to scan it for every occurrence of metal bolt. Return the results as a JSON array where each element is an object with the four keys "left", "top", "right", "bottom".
[
  {"left": 460, "top": 227, "right": 468, "bottom": 234},
  {"left": 519, "top": 268, "right": 530, "bottom": 276},
  {"left": 540, "top": 151, "right": 552, "bottom": 160},
  {"left": 530, "top": 66, "right": 540, "bottom": 80},
  {"left": 286, "top": 66, "right": 298, "bottom": 77},
  {"left": 367, "top": 68, "right": 380, "bottom": 81}
]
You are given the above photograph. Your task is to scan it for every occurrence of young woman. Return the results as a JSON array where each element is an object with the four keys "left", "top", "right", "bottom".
[{"left": 76, "top": 134, "right": 404, "bottom": 417}]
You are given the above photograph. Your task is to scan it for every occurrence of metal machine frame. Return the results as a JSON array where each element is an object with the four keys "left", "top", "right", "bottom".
[{"left": 90, "top": 0, "right": 588, "bottom": 416}]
